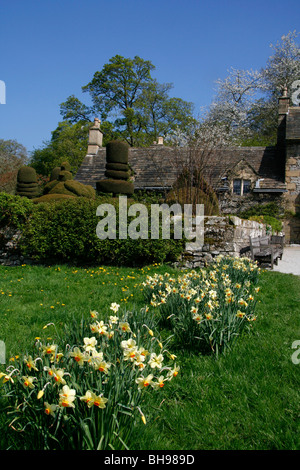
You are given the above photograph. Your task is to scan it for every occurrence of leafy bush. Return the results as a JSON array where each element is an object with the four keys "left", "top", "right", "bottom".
[
  {"left": 0, "top": 304, "right": 179, "bottom": 450},
  {"left": 0, "top": 192, "right": 34, "bottom": 229},
  {"left": 249, "top": 215, "right": 283, "bottom": 234},
  {"left": 0, "top": 195, "right": 185, "bottom": 266},
  {"left": 239, "top": 202, "right": 281, "bottom": 219},
  {"left": 142, "top": 255, "right": 260, "bottom": 356}
]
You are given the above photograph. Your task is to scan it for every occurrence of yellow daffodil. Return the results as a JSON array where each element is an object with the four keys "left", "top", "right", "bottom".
[
  {"left": 59, "top": 385, "right": 76, "bottom": 408},
  {"left": 119, "top": 321, "right": 131, "bottom": 333},
  {"left": 69, "top": 347, "right": 87, "bottom": 366},
  {"left": 22, "top": 376, "right": 37, "bottom": 389},
  {"left": 44, "top": 402, "right": 57, "bottom": 417},
  {"left": 136, "top": 374, "right": 154, "bottom": 389},
  {"left": 90, "top": 310, "right": 98, "bottom": 319},
  {"left": 80, "top": 390, "right": 108, "bottom": 409},
  {"left": 167, "top": 364, "right": 180, "bottom": 379},
  {"left": 0, "top": 372, "right": 14, "bottom": 384},
  {"left": 153, "top": 375, "right": 166, "bottom": 389},
  {"left": 24, "top": 355, "right": 38, "bottom": 371},
  {"left": 236, "top": 310, "right": 245, "bottom": 318}
]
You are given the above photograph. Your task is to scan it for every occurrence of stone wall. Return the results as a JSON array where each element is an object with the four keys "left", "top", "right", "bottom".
[
  {"left": 181, "top": 216, "right": 267, "bottom": 268},
  {"left": 0, "top": 216, "right": 271, "bottom": 268}
]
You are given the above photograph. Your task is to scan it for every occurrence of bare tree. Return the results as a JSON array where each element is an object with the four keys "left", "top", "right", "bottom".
[{"left": 0, "top": 139, "right": 28, "bottom": 194}]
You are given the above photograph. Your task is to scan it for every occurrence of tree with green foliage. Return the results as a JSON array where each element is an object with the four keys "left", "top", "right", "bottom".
[
  {"left": 30, "top": 120, "right": 90, "bottom": 176},
  {"left": 60, "top": 55, "right": 195, "bottom": 147}
]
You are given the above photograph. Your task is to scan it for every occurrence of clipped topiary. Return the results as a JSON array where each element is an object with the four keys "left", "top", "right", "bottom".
[
  {"left": 106, "top": 140, "right": 129, "bottom": 164},
  {"left": 96, "top": 139, "right": 134, "bottom": 195},
  {"left": 106, "top": 162, "right": 129, "bottom": 171},
  {"left": 96, "top": 179, "right": 134, "bottom": 195},
  {"left": 104, "top": 169, "right": 130, "bottom": 180},
  {"left": 16, "top": 166, "right": 39, "bottom": 199},
  {"left": 50, "top": 167, "right": 61, "bottom": 181},
  {"left": 43, "top": 161, "right": 96, "bottom": 199},
  {"left": 58, "top": 170, "right": 73, "bottom": 181},
  {"left": 61, "top": 161, "right": 71, "bottom": 172},
  {"left": 64, "top": 180, "right": 96, "bottom": 198}
]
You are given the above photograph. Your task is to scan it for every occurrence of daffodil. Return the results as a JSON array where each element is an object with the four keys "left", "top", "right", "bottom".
[
  {"left": 96, "top": 320, "right": 108, "bottom": 335},
  {"left": 80, "top": 390, "right": 108, "bottom": 409},
  {"left": 167, "top": 364, "right": 180, "bottom": 379},
  {"left": 109, "top": 315, "right": 119, "bottom": 325},
  {"left": 121, "top": 338, "right": 136, "bottom": 350},
  {"left": 83, "top": 337, "right": 97, "bottom": 352},
  {"left": 53, "top": 368, "right": 66, "bottom": 385},
  {"left": 42, "top": 344, "right": 57, "bottom": 356},
  {"left": 152, "top": 375, "right": 166, "bottom": 389},
  {"left": 93, "top": 358, "right": 111, "bottom": 374},
  {"left": 24, "top": 355, "right": 39, "bottom": 371},
  {"left": 44, "top": 402, "right": 57, "bottom": 417},
  {"left": 110, "top": 302, "right": 120, "bottom": 313},
  {"left": 148, "top": 353, "right": 164, "bottom": 369},
  {"left": 69, "top": 347, "right": 88, "bottom": 366},
  {"left": 136, "top": 374, "right": 154, "bottom": 389},
  {"left": 236, "top": 310, "right": 245, "bottom": 318},
  {"left": 0, "top": 372, "right": 14, "bottom": 384},
  {"left": 22, "top": 375, "right": 37, "bottom": 389},
  {"left": 119, "top": 321, "right": 131, "bottom": 333},
  {"left": 59, "top": 385, "right": 76, "bottom": 408}
]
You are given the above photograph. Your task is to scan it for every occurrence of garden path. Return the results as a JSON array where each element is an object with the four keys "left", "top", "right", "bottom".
[{"left": 272, "top": 245, "right": 300, "bottom": 276}]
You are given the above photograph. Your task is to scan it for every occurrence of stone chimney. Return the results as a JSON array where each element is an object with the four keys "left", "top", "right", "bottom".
[{"left": 87, "top": 118, "right": 103, "bottom": 154}]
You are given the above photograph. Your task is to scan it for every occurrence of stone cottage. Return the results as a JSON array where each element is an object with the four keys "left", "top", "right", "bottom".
[{"left": 75, "top": 89, "right": 300, "bottom": 241}]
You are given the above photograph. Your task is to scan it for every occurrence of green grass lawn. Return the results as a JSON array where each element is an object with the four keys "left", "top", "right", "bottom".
[{"left": 0, "top": 263, "right": 299, "bottom": 450}]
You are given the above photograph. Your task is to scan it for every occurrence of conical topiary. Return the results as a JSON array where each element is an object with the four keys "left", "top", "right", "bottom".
[
  {"left": 96, "top": 140, "right": 134, "bottom": 195},
  {"left": 16, "top": 166, "right": 39, "bottom": 198}
]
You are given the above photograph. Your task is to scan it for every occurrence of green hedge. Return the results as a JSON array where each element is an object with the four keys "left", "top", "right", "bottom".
[{"left": 0, "top": 193, "right": 185, "bottom": 266}]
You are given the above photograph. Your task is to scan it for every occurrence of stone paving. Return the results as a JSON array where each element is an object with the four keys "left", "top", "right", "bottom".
[{"left": 272, "top": 245, "right": 300, "bottom": 276}]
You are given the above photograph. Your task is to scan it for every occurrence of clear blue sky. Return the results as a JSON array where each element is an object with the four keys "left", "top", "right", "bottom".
[{"left": 1, "top": 0, "right": 299, "bottom": 155}]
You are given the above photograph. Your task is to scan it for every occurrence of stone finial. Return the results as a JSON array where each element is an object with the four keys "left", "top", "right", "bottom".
[
  {"left": 93, "top": 117, "right": 101, "bottom": 128},
  {"left": 282, "top": 86, "right": 288, "bottom": 98}
]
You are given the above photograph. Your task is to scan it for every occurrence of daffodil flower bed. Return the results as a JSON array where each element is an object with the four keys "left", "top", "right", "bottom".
[
  {"left": 143, "top": 255, "right": 260, "bottom": 356},
  {"left": 0, "top": 304, "right": 179, "bottom": 450}
]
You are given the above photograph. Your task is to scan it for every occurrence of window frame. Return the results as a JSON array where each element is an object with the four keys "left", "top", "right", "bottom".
[{"left": 232, "top": 178, "right": 251, "bottom": 196}]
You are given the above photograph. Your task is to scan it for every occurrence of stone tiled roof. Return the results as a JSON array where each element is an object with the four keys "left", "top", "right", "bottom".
[{"left": 75, "top": 143, "right": 286, "bottom": 192}]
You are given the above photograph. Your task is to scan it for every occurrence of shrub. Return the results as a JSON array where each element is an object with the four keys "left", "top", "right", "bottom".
[
  {"left": 249, "top": 215, "right": 283, "bottom": 234},
  {"left": 106, "top": 140, "right": 129, "bottom": 164},
  {"left": 43, "top": 163, "right": 96, "bottom": 199},
  {"left": 16, "top": 166, "right": 39, "bottom": 199},
  {"left": 19, "top": 198, "right": 185, "bottom": 266},
  {"left": 50, "top": 167, "right": 61, "bottom": 181},
  {"left": 58, "top": 170, "right": 73, "bottom": 181},
  {"left": 97, "top": 140, "right": 134, "bottom": 195},
  {"left": 0, "top": 192, "right": 34, "bottom": 229},
  {"left": 33, "top": 194, "right": 76, "bottom": 203},
  {"left": 0, "top": 304, "right": 179, "bottom": 450},
  {"left": 96, "top": 179, "right": 134, "bottom": 196}
]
